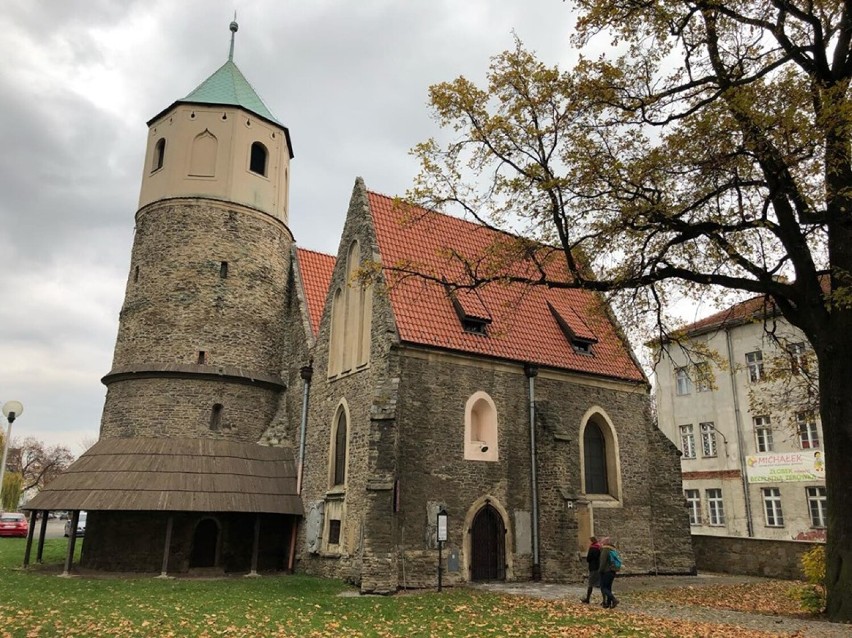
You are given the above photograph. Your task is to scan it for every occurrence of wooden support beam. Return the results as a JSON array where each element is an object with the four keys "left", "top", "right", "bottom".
[
  {"left": 22, "top": 510, "right": 37, "bottom": 567},
  {"left": 159, "top": 515, "right": 174, "bottom": 578}
]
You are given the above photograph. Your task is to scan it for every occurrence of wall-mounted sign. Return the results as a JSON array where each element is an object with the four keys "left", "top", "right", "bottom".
[{"left": 746, "top": 450, "right": 825, "bottom": 483}]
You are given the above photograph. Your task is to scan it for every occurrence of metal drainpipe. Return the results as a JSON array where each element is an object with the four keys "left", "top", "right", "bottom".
[
  {"left": 525, "top": 362, "right": 541, "bottom": 580},
  {"left": 296, "top": 361, "right": 314, "bottom": 495},
  {"left": 725, "top": 329, "right": 754, "bottom": 537}
]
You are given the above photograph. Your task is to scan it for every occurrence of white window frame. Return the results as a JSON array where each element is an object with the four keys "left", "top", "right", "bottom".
[
  {"left": 675, "top": 367, "right": 692, "bottom": 396},
  {"left": 706, "top": 488, "right": 725, "bottom": 526},
  {"left": 754, "top": 415, "right": 773, "bottom": 452},
  {"left": 762, "top": 487, "right": 784, "bottom": 527},
  {"left": 700, "top": 422, "right": 718, "bottom": 458},
  {"left": 746, "top": 350, "right": 764, "bottom": 382},
  {"left": 695, "top": 361, "right": 712, "bottom": 392},
  {"left": 806, "top": 486, "right": 827, "bottom": 528},
  {"left": 796, "top": 412, "right": 820, "bottom": 449},
  {"left": 685, "top": 489, "right": 701, "bottom": 525},
  {"left": 679, "top": 424, "right": 696, "bottom": 459},
  {"left": 787, "top": 342, "right": 808, "bottom": 375}
]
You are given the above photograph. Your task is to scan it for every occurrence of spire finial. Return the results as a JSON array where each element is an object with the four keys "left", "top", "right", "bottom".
[{"left": 228, "top": 13, "right": 238, "bottom": 62}]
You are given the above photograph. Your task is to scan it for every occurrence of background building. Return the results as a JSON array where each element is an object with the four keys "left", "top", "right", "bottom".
[{"left": 654, "top": 296, "right": 827, "bottom": 543}]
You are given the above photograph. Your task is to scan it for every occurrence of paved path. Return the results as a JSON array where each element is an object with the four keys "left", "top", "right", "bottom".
[{"left": 470, "top": 574, "right": 850, "bottom": 638}]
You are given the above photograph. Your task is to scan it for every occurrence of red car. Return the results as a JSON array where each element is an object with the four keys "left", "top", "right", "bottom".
[{"left": 0, "top": 513, "right": 29, "bottom": 537}]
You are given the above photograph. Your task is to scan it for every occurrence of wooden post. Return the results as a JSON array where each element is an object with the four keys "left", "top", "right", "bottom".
[
  {"left": 159, "top": 516, "right": 174, "bottom": 577},
  {"left": 247, "top": 515, "right": 261, "bottom": 577},
  {"left": 36, "top": 511, "right": 49, "bottom": 563},
  {"left": 62, "top": 510, "right": 80, "bottom": 577},
  {"left": 22, "top": 510, "right": 37, "bottom": 567}
]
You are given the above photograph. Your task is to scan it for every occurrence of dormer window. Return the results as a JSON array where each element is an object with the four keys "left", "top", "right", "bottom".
[
  {"left": 249, "top": 142, "right": 268, "bottom": 176},
  {"left": 547, "top": 300, "right": 598, "bottom": 356},
  {"left": 447, "top": 286, "right": 492, "bottom": 337}
]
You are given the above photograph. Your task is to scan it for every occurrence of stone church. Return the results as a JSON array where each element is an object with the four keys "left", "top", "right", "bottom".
[{"left": 27, "top": 25, "right": 694, "bottom": 589}]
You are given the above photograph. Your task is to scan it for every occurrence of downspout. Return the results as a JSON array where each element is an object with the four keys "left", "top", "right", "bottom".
[
  {"left": 525, "top": 363, "right": 541, "bottom": 580},
  {"left": 290, "top": 361, "right": 313, "bottom": 573},
  {"left": 296, "top": 361, "right": 314, "bottom": 495},
  {"left": 725, "top": 329, "right": 754, "bottom": 537}
]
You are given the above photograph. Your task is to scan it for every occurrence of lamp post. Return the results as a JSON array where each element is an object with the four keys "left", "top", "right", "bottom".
[
  {"left": 436, "top": 508, "right": 448, "bottom": 592},
  {"left": 0, "top": 401, "right": 24, "bottom": 509}
]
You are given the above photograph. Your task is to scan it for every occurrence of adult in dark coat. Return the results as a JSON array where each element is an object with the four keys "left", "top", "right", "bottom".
[
  {"left": 597, "top": 536, "right": 620, "bottom": 608},
  {"left": 580, "top": 536, "right": 601, "bottom": 603}
]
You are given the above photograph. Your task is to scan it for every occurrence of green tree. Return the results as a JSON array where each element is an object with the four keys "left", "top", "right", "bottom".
[
  {"left": 1, "top": 472, "right": 23, "bottom": 511},
  {"left": 409, "top": 2, "right": 852, "bottom": 620}
]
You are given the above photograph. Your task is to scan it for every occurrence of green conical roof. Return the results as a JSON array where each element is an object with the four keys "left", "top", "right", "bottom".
[{"left": 181, "top": 59, "right": 281, "bottom": 126}]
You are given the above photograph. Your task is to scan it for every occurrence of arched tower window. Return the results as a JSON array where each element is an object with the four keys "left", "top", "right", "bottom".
[
  {"left": 152, "top": 138, "right": 166, "bottom": 171},
  {"left": 332, "top": 409, "right": 348, "bottom": 487},
  {"left": 189, "top": 130, "right": 218, "bottom": 177},
  {"left": 250, "top": 142, "right": 268, "bottom": 176},
  {"left": 209, "top": 403, "right": 223, "bottom": 431},
  {"left": 579, "top": 408, "right": 623, "bottom": 503},
  {"left": 464, "top": 392, "right": 498, "bottom": 461}
]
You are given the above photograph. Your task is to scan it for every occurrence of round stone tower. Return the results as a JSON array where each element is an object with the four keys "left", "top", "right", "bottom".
[{"left": 100, "top": 22, "right": 295, "bottom": 443}]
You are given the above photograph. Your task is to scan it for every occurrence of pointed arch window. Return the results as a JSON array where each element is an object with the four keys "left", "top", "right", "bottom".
[
  {"left": 328, "top": 240, "right": 373, "bottom": 377},
  {"left": 152, "top": 138, "right": 166, "bottom": 171},
  {"left": 332, "top": 409, "right": 348, "bottom": 487},
  {"left": 189, "top": 130, "right": 217, "bottom": 177},
  {"left": 583, "top": 422, "right": 608, "bottom": 494},
  {"left": 250, "top": 142, "right": 268, "bottom": 176}
]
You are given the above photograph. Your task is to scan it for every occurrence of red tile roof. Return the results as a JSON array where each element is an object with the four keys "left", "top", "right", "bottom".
[
  {"left": 368, "top": 192, "right": 645, "bottom": 382},
  {"left": 677, "top": 295, "right": 776, "bottom": 336},
  {"left": 296, "top": 248, "right": 335, "bottom": 336}
]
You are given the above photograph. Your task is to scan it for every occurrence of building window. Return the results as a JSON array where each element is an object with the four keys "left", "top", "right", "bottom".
[
  {"left": 762, "top": 487, "right": 784, "bottom": 527},
  {"left": 332, "top": 409, "right": 347, "bottom": 487},
  {"left": 807, "top": 486, "right": 827, "bottom": 528},
  {"left": 579, "top": 409, "right": 622, "bottom": 502},
  {"left": 328, "top": 241, "right": 372, "bottom": 377},
  {"left": 700, "top": 422, "right": 718, "bottom": 458},
  {"left": 754, "top": 416, "right": 773, "bottom": 452},
  {"left": 189, "top": 129, "right": 218, "bottom": 177},
  {"left": 788, "top": 342, "right": 808, "bottom": 374},
  {"left": 464, "top": 392, "right": 498, "bottom": 461},
  {"left": 797, "top": 412, "right": 820, "bottom": 449},
  {"left": 220, "top": 261, "right": 228, "bottom": 279},
  {"left": 695, "top": 362, "right": 713, "bottom": 392},
  {"left": 685, "top": 489, "right": 701, "bottom": 525},
  {"left": 209, "top": 403, "right": 223, "bottom": 431},
  {"left": 706, "top": 488, "right": 725, "bottom": 526},
  {"left": 197, "top": 351, "right": 207, "bottom": 365},
  {"left": 583, "top": 421, "right": 608, "bottom": 494},
  {"left": 746, "top": 350, "right": 764, "bottom": 382},
  {"left": 679, "top": 424, "right": 696, "bottom": 459},
  {"left": 249, "top": 142, "right": 268, "bottom": 176},
  {"left": 675, "top": 367, "right": 692, "bottom": 395},
  {"left": 134, "top": 265, "right": 140, "bottom": 282},
  {"left": 152, "top": 137, "right": 166, "bottom": 171},
  {"left": 327, "top": 519, "right": 341, "bottom": 545}
]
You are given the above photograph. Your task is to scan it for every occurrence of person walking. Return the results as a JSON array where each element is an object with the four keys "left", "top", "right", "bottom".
[
  {"left": 580, "top": 536, "right": 601, "bottom": 604},
  {"left": 597, "top": 536, "right": 621, "bottom": 609}
]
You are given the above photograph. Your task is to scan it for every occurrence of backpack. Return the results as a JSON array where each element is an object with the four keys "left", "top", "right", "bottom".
[{"left": 609, "top": 549, "right": 623, "bottom": 571}]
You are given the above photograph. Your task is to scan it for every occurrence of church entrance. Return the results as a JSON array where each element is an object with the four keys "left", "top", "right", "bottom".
[
  {"left": 190, "top": 518, "right": 219, "bottom": 568},
  {"left": 470, "top": 504, "right": 505, "bottom": 581}
]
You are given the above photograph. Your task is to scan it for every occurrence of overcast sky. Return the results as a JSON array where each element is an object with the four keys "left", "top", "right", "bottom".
[{"left": 0, "top": 0, "right": 600, "bottom": 452}]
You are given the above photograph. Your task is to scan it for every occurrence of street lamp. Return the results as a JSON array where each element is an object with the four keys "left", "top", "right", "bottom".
[{"left": 0, "top": 401, "right": 24, "bottom": 509}]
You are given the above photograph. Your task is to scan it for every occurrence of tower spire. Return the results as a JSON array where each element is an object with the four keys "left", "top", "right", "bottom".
[{"left": 228, "top": 13, "right": 238, "bottom": 61}]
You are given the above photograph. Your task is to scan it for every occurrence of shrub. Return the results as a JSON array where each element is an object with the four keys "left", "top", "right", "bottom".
[{"left": 791, "top": 545, "right": 826, "bottom": 614}]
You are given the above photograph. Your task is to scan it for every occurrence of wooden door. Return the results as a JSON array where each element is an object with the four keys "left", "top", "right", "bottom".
[{"left": 470, "top": 504, "right": 505, "bottom": 581}]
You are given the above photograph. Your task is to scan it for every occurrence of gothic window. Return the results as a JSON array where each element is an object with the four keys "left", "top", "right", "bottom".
[
  {"left": 249, "top": 142, "right": 268, "bottom": 176},
  {"left": 332, "top": 408, "right": 348, "bottom": 487},
  {"left": 464, "top": 392, "right": 498, "bottom": 461},
  {"left": 189, "top": 130, "right": 218, "bottom": 177},
  {"left": 152, "top": 138, "right": 166, "bottom": 171},
  {"left": 328, "top": 240, "right": 372, "bottom": 377},
  {"left": 579, "top": 410, "right": 622, "bottom": 501},
  {"left": 583, "top": 422, "right": 608, "bottom": 494}
]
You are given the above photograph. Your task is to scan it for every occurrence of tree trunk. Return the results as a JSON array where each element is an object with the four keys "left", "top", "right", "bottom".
[{"left": 817, "top": 346, "right": 852, "bottom": 621}]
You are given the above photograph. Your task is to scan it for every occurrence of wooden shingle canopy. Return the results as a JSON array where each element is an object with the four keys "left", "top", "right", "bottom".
[{"left": 24, "top": 438, "right": 303, "bottom": 515}]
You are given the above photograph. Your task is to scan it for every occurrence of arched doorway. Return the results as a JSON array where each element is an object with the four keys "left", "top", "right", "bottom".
[
  {"left": 190, "top": 518, "right": 219, "bottom": 568},
  {"left": 470, "top": 504, "right": 505, "bottom": 581}
]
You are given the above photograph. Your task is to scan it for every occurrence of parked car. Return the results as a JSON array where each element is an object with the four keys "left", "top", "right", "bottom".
[
  {"left": 63, "top": 512, "right": 87, "bottom": 537},
  {"left": 0, "top": 513, "right": 29, "bottom": 538}
]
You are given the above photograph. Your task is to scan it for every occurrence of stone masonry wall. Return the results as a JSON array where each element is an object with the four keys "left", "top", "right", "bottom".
[{"left": 692, "top": 534, "right": 818, "bottom": 580}]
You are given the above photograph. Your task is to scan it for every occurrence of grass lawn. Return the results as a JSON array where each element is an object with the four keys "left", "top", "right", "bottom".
[{"left": 0, "top": 539, "right": 784, "bottom": 637}]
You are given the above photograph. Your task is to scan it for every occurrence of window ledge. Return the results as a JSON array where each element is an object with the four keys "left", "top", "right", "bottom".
[{"left": 582, "top": 494, "right": 622, "bottom": 508}]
